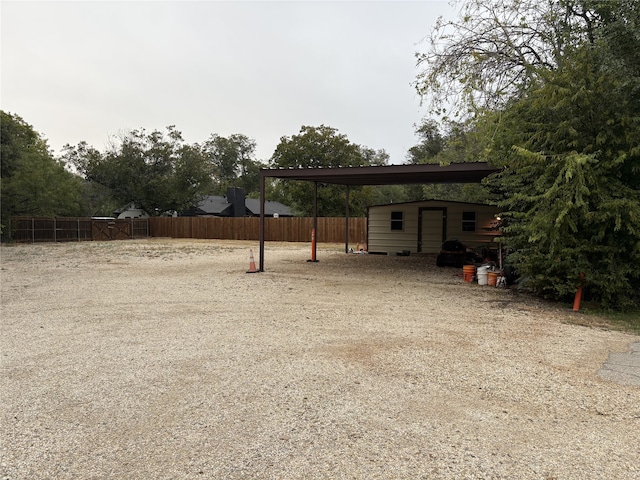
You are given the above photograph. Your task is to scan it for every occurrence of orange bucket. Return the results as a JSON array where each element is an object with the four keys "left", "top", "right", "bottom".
[
  {"left": 487, "top": 271, "right": 498, "bottom": 286},
  {"left": 463, "top": 265, "right": 476, "bottom": 283}
]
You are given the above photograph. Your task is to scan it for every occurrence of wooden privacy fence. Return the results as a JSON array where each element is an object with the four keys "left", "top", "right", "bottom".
[
  {"left": 10, "top": 216, "right": 367, "bottom": 244},
  {"left": 149, "top": 217, "right": 367, "bottom": 243}
]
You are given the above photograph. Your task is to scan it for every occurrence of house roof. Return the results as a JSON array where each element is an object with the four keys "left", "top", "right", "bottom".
[
  {"left": 195, "top": 196, "right": 233, "bottom": 215},
  {"left": 187, "top": 195, "right": 293, "bottom": 217},
  {"left": 260, "top": 162, "right": 499, "bottom": 186},
  {"left": 245, "top": 199, "right": 293, "bottom": 216}
]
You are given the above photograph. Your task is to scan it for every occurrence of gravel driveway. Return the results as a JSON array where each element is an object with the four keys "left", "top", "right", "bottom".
[{"left": 1, "top": 239, "right": 639, "bottom": 479}]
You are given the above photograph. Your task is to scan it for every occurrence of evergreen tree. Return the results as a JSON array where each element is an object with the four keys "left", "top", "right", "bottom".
[
  {"left": 487, "top": 4, "right": 640, "bottom": 309},
  {"left": 416, "top": 0, "right": 640, "bottom": 309}
]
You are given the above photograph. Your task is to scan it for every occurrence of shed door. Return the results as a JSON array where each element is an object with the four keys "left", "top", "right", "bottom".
[{"left": 418, "top": 208, "right": 446, "bottom": 253}]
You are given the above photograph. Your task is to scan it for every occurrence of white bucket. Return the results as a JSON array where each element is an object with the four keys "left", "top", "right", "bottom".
[{"left": 477, "top": 266, "right": 489, "bottom": 285}]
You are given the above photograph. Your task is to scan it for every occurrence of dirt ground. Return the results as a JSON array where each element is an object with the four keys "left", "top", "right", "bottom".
[{"left": 1, "top": 239, "right": 639, "bottom": 479}]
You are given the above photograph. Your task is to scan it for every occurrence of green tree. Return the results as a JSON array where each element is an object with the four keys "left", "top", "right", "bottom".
[
  {"left": 203, "top": 133, "right": 263, "bottom": 196},
  {"left": 407, "top": 119, "right": 445, "bottom": 165},
  {"left": 64, "top": 126, "right": 214, "bottom": 216},
  {"left": 1, "top": 111, "right": 85, "bottom": 238},
  {"left": 417, "top": 0, "right": 640, "bottom": 309},
  {"left": 79, "top": 179, "right": 121, "bottom": 217},
  {"left": 403, "top": 119, "right": 446, "bottom": 201},
  {"left": 359, "top": 146, "right": 390, "bottom": 167},
  {"left": 269, "top": 125, "right": 381, "bottom": 216},
  {"left": 405, "top": 118, "right": 492, "bottom": 203},
  {"left": 490, "top": 37, "right": 640, "bottom": 309}
]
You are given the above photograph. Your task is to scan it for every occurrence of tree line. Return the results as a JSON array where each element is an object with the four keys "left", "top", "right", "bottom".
[{"left": 1, "top": 112, "right": 470, "bottom": 230}]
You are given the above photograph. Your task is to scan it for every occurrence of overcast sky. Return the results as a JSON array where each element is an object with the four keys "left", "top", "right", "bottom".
[{"left": 2, "top": 1, "right": 458, "bottom": 164}]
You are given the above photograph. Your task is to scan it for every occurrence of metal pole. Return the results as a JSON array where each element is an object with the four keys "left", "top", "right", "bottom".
[
  {"left": 313, "top": 181, "right": 318, "bottom": 261},
  {"left": 54, "top": 218, "right": 57, "bottom": 243},
  {"left": 259, "top": 171, "right": 265, "bottom": 272},
  {"left": 345, "top": 185, "right": 350, "bottom": 253}
]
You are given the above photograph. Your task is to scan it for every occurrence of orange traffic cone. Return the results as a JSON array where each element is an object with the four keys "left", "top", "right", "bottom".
[{"left": 246, "top": 249, "right": 258, "bottom": 273}]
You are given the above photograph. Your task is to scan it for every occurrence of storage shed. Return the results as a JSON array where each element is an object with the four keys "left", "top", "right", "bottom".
[{"left": 367, "top": 200, "right": 501, "bottom": 255}]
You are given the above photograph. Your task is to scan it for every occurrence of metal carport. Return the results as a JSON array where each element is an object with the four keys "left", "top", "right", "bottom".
[{"left": 258, "top": 162, "right": 499, "bottom": 271}]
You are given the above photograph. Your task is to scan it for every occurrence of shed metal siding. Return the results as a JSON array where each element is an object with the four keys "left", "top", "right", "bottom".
[
  {"left": 443, "top": 205, "right": 500, "bottom": 247},
  {"left": 367, "top": 206, "right": 421, "bottom": 254},
  {"left": 367, "top": 201, "right": 500, "bottom": 254}
]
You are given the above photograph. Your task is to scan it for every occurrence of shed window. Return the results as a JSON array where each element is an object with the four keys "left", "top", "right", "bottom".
[
  {"left": 462, "top": 211, "right": 476, "bottom": 232},
  {"left": 390, "top": 211, "right": 404, "bottom": 231}
]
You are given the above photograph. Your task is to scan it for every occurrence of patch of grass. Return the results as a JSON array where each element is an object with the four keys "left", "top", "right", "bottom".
[{"left": 576, "top": 304, "right": 640, "bottom": 334}]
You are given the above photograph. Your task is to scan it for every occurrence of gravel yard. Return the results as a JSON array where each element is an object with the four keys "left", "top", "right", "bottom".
[{"left": 1, "top": 239, "right": 639, "bottom": 479}]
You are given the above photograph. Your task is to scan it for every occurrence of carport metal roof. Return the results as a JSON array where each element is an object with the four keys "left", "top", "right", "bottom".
[
  {"left": 259, "top": 162, "right": 497, "bottom": 186},
  {"left": 258, "top": 162, "right": 499, "bottom": 271}
]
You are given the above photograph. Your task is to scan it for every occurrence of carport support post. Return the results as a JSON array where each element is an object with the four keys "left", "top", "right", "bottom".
[
  {"left": 345, "top": 185, "right": 350, "bottom": 253},
  {"left": 312, "top": 181, "right": 318, "bottom": 261},
  {"left": 259, "top": 171, "right": 265, "bottom": 272}
]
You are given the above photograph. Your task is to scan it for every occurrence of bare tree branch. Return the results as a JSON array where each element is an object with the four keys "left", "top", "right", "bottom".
[{"left": 415, "top": 0, "right": 599, "bottom": 118}]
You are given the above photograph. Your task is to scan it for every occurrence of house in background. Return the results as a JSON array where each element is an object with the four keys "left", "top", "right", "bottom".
[
  {"left": 114, "top": 203, "right": 150, "bottom": 219},
  {"left": 180, "top": 187, "right": 293, "bottom": 218},
  {"left": 367, "top": 200, "right": 501, "bottom": 255}
]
